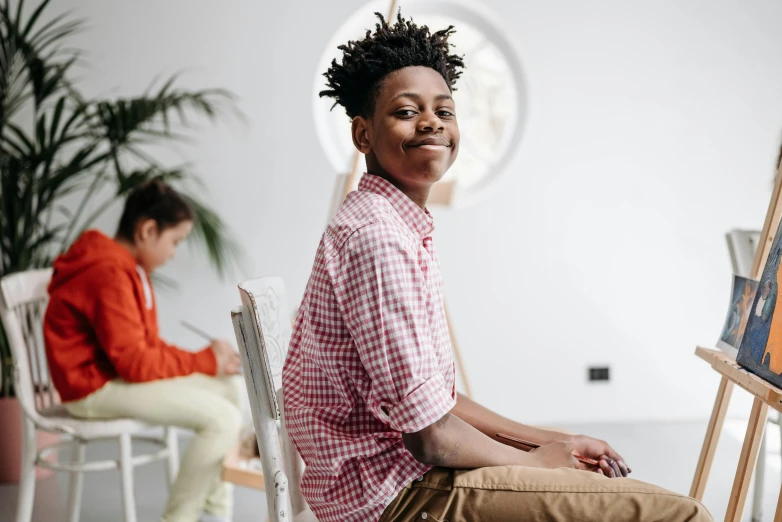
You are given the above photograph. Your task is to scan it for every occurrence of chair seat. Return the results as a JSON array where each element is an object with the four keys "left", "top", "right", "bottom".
[
  {"left": 39, "top": 404, "right": 154, "bottom": 439},
  {"left": 293, "top": 508, "right": 318, "bottom": 522}
]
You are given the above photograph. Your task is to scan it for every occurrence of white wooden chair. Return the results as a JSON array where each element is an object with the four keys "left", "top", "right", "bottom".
[
  {"left": 0, "top": 269, "right": 180, "bottom": 522},
  {"left": 725, "top": 229, "right": 781, "bottom": 522},
  {"left": 230, "top": 277, "right": 317, "bottom": 522}
]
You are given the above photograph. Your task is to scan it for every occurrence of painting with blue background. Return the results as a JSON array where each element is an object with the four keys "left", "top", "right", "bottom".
[{"left": 738, "top": 235, "right": 782, "bottom": 386}]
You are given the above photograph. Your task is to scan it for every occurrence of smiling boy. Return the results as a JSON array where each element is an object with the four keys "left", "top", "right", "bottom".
[{"left": 281, "top": 13, "right": 712, "bottom": 522}]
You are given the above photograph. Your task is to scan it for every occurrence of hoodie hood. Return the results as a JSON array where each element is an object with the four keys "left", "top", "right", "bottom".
[{"left": 49, "top": 230, "right": 138, "bottom": 293}]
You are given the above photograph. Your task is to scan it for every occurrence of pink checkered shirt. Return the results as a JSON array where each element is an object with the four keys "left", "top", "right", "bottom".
[{"left": 282, "top": 173, "right": 457, "bottom": 522}]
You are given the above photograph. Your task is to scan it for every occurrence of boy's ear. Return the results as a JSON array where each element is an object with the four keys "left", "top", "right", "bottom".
[{"left": 351, "top": 116, "right": 372, "bottom": 155}]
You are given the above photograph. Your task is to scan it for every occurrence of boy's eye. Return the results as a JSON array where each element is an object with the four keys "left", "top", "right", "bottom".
[
  {"left": 437, "top": 109, "right": 455, "bottom": 118},
  {"left": 396, "top": 109, "right": 417, "bottom": 117}
]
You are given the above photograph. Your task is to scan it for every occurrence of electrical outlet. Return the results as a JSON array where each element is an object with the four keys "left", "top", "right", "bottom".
[{"left": 588, "top": 367, "right": 610, "bottom": 382}]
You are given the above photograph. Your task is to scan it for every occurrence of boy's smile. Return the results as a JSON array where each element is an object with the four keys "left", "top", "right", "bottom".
[{"left": 351, "top": 66, "right": 460, "bottom": 208}]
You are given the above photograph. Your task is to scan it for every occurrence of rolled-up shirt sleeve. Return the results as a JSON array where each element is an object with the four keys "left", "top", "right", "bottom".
[{"left": 333, "top": 221, "right": 456, "bottom": 433}]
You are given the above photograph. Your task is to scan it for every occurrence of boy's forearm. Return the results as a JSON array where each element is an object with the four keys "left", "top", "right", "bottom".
[
  {"left": 404, "top": 412, "right": 538, "bottom": 469},
  {"left": 452, "top": 392, "right": 573, "bottom": 446}
]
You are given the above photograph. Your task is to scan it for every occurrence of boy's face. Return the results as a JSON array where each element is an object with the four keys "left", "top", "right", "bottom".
[{"left": 352, "top": 66, "right": 459, "bottom": 198}]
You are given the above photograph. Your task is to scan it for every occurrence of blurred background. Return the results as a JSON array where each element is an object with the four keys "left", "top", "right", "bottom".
[{"left": 3, "top": 0, "right": 782, "bottom": 520}]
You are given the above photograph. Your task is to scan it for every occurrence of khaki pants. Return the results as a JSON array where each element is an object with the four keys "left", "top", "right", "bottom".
[
  {"left": 379, "top": 466, "right": 712, "bottom": 522},
  {"left": 65, "top": 374, "right": 243, "bottom": 522}
]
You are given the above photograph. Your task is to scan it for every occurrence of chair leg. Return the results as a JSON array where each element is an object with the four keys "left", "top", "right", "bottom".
[
  {"left": 164, "top": 427, "right": 179, "bottom": 488},
  {"left": 67, "top": 439, "right": 86, "bottom": 522},
  {"left": 15, "top": 418, "right": 37, "bottom": 522},
  {"left": 118, "top": 433, "right": 137, "bottom": 522},
  {"left": 752, "top": 430, "right": 767, "bottom": 522}
]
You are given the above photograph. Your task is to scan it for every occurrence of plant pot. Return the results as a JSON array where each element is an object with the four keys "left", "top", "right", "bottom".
[{"left": 0, "top": 397, "right": 59, "bottom": 483}]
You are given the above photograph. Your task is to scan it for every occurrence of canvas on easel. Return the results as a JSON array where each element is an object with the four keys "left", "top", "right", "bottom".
[
  {"left": 737, "top": 224, "right": 782, "bottom": 384},
  {"left": 716, "top": 274, "right": 759, "bottom": 358}
]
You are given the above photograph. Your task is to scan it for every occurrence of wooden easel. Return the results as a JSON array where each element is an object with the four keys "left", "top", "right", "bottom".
[
  {"left": 691, "top": 162, "right": 782, "bottom": 521},
  {"left": 330, "top": 0, "right": 474, "bottom": 398}
]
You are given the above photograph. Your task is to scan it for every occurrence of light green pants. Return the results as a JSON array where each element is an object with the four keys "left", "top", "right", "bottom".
[{"left": 65, "top": 374, "right": 243, "bottom": 522}]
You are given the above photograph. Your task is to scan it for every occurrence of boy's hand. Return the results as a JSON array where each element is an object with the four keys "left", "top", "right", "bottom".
[
  {"left": 211, "top": 339, "right": 242, "bottom": 376},
  {"left": 570, "top": 435, "right": 631, "bottom": 478},
  {"left": 529, "top": 441, "right": 578, "bottom": 469}
]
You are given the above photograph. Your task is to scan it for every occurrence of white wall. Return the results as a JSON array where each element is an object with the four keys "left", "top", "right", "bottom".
[{"left": 64, "top": 0, "right": 782, "bottom": 424}]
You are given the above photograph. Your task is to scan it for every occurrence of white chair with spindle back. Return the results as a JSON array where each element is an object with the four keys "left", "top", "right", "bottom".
[
  {"left": 725, "top": 229, "right": 780, "bottom": 522},
  {"left": 0, "top": 269, "right": 180, "bottom": 522},
  {"left": 231, "top": 277, "right": 317, "bottom": 522}
]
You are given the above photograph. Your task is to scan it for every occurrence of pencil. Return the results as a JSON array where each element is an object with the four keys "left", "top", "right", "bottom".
[
  {"left": 179, "top": 321, "right": 244, "bottom": 373},
  {"left": 496, "top": 432, "right": 600, "bottom": 467},
  {"left": 181, "top": 320, "right": 244, "bottom": 375},
  {"left": 181, "top": 320, "right": 214, "bottom": 341}
]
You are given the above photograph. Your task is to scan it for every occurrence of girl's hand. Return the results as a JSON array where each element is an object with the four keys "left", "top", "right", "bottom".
[
  {"left": 529, "top": 441, "right": 579, "bottom": 470},
  {"left": 211, "top": 339, "right": 242, "bottom": 376}
]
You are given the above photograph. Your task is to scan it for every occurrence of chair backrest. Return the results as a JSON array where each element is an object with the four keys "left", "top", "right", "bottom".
[
  {"left": 726, "top": 229, "right": 762, "bottom": 278},
  {"left": 0, "top": 269, "right": 62, "bottom": 428},
  {"left": 231, "top": 277, "right": 306, "bottom": 521}
]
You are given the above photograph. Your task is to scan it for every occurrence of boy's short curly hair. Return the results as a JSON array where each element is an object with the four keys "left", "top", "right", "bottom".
[{"left": 319, "top": 12, "right": 465, "bottom": 119}]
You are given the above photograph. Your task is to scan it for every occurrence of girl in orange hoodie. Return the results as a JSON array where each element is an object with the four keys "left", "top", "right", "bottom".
[{"left": 44, "top": 179, "right": 241, "bottom": 522}]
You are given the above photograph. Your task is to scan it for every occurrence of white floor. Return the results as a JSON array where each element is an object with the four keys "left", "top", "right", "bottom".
[{"left": 0, "top": 418, "right": 778, "bottom": 521}]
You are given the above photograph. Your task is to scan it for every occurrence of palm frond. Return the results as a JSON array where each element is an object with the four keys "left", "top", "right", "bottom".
[
  {"left": 115, "top": 166, "right": 187, "bottom": 195},
  {"left": 90, "top": 79, "right": 236, "bottom": 149},
  {"left": 183, "top": 193, "right": 242, "bottom": 280},
  {"left": 0, "top": 37, "right": 30, "bottom": 126},
  {"left": 0, "top": 0, "right": 83, "bottom": 107}
]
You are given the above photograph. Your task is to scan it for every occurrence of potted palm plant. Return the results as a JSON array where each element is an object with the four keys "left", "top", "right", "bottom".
[{"left": 0, "top": 0, "right": 241, "bottom": 482}]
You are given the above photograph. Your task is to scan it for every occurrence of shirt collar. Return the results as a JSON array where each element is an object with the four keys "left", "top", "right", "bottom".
[{"left": 357, "top": 173, "right": 435, "bottom": 238}]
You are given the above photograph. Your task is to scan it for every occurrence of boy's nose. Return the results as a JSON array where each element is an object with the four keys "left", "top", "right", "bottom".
[{"left": 418, "top": 112, "right": 444, "bottom": 132}]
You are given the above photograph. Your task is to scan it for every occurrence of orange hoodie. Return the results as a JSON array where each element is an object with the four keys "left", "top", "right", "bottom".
[{"left": 44, "top": 230, "right": 217, "bottom": 402}]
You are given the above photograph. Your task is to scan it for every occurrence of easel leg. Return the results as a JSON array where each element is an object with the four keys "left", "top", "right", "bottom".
[
  {"left": 691, "top": 376, "right": 734, "bottom": 499},
  {"left": 725, "top": 397, "right": 769, "bottom": 522},
  {"left": 774, "top": 479, "right": 782, "bottom": 522},
  {"left": 751, "top": 431, "right": 767, "bottom": 522}
]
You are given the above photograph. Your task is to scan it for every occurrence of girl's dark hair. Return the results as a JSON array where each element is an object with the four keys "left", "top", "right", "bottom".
[
  {"left": 319, "top": 12, "right": 465, "bottom": 119},
  {"left": 116, "top": 178, "right": 193, "bottom": 240}
]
